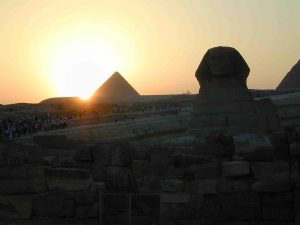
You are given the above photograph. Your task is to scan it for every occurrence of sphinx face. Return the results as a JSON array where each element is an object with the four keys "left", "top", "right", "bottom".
[{"left": 208, "top": 49, "right": 234, "bottom": 77}]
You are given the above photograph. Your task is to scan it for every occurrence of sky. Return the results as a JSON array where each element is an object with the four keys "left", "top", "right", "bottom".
[{"left": 0, "top": 0, "right": 299, "bottom": 104}]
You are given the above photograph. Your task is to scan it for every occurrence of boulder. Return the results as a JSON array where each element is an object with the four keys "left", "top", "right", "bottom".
[
  {"left": 186, "top": 162, "right": 220, "bottom": 179},
  {"left": 196, "top": 179, "right": 218, "bottom": 194},
  {"left": 251, "top": 162, "right": 290, "bottom": 180},
  {"left": 218, "top": 178, "right": 249, "bottom": 193}
]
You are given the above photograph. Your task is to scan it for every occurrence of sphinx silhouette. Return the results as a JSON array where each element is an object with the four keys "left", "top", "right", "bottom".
[{"left": 190, "top": 46, "right": 279, "bottom": 136}]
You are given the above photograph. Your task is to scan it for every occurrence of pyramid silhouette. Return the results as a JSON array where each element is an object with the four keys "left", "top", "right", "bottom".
[
  {"left": 92, "top": 72, "right": 140, "bottom": 102},
  {"left": 277, "top": 60, "right": 300, "bottom": 90}
]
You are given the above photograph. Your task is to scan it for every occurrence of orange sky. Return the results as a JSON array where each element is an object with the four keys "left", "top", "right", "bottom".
[{"left": 0, "top": 0, "right": 299, "bottom": 104}]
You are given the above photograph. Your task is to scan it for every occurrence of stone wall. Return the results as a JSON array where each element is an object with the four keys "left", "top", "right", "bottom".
[{"left": 1, "top": 129, "right": 300, "bottom": 224}]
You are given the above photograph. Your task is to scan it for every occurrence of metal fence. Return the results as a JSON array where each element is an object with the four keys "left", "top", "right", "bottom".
[{"left": 99, "top": 193, "right": 160, "bottom": 225}]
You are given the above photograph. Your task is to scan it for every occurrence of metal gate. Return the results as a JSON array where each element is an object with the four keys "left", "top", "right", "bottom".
[{"left": 99, "top": 193, "right": 160, "bottom": 225}]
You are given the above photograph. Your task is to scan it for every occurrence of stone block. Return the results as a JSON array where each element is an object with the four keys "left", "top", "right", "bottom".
[
  {"left": 221, "top": 192, "right": 261, "bottom": 220},
  {"left": 0, "top": 195, "right": 32, "bottom": 219},
  {"left": 252, "top": 179, "right": 291, "bottom": 192},
  {"left": 251, "top": 162, "right": 290, "bottom": 180},
  {"left": 76, "top": 203, "right": 98, "bottom": 218},
  {"left": 186, "top": 163, "right": 219, "bottom": 179},
  {"left": 234, "top": 133, "right": 273, "bottom": 160},
  {"left": 218, "top": 178, "right": 249, "bottom": 193},
  {"left": 33, "top": 191, "right": 75, "bottom": 217},
  {"left": 33, "top": 135, "right": 67, "bottom": 148},
  {"left": 73, "top": 146, "right": 93, "bottom": 162},
  {"left": 75, "top": 190, "right": 98, "bottom": 204},
  {"left": 290, "top": 141, "right": 300, "bottom": 156},
  {"left": 92, "top": 165, "right": 106, "bottom": 182},
  {"left": 169, "top": 153, "right": 211, "bottom": 167},
  {"left": 222, "top": 161, "right": 250, "bottom": 177},
  {"left": 0, "top": 166, "right": 46, "bottom": 194},
  {"left": 262, "top": 193, "right": 293, "bottom": 221},
  {"left": 92, "top": 142, "right": 133, "bottom": 166},
  {"left": 45, "top": 168, "right": 93, "bottom": 191},
  {"left": 132, "top": 160, "right": 147, "bottom": 178},
  {"left": 161, "top": 179, "right": 184, "bottom": 192},
  {"left": 160, "top": 193, "right": 191, "bottom": 203},
  {"left": 106, "top": 167, "right": 136, "bottom": 191},
  {"left": 197, "top": 179, "right": 218, "bottom": 194}
]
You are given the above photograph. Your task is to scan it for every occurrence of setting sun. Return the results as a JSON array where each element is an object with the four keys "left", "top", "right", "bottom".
[{"left": 49, "top": 37, "right": 122, "bottom": 100}]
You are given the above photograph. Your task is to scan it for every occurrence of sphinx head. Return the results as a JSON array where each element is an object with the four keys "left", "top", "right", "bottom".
[{"left": 196, "top": 46, "right": 250, "bottom": 89}]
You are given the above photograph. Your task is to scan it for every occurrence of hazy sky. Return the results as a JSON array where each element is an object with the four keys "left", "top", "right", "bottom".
[{"left": 0, "top": 0, "right": 299, "bottom": 104}]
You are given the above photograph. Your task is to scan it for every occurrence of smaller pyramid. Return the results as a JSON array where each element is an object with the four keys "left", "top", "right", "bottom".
[
  {"left": 92, "top": 72, "right": 140, "bottom": 102},
  {"left": 277, "top": 60, "right": 300, "bottom": 90}
]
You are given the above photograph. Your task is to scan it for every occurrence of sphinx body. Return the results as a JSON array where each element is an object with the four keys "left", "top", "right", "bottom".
[{"left": 190, "top": 46, "right": 279, "bottom": 136}]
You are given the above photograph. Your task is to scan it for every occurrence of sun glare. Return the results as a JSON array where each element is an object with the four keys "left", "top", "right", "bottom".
[{"left": 50, "top": 37, "right": 121, "bottom": 100}]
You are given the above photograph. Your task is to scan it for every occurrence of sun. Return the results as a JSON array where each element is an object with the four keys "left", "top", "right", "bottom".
[{"left": 50, "top": 37, "right": 121, "bottom": 100}]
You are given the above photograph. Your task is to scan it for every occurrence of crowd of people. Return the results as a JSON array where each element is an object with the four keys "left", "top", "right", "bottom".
[{"left": 0, "top": 113, "right": 69, "bottom": 139}]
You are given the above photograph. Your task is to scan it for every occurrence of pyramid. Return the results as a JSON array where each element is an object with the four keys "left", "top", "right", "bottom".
[
  {"left": 277, "top": 60, "right": 300, "bottom": 90},
  {"left": 92, "top": 72, "right": 140, "bottom": 102}
]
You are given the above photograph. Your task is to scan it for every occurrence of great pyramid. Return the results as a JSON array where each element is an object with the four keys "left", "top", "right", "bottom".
[
  {"left": 277, "top": 60, "right": 300, "bottom": 90},
  {"left": 92, "top": 72, "right": 140, "bottom": 102}
]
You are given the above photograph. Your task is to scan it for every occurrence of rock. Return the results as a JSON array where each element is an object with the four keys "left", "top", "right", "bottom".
[
  {"left": 186, "top": 162, "right": 219, "bottom": 179},
  {"left": 222, "top": 161, "right": 250, "bottom": 177},
  {"left": 218, "top": 178, "right": 249, "bottom": 193},
  {"left": 33, "top": 135, "right": 67, "bottom": 148},
  {"left": 262, "top": 193, "right": 293, "bottom": 221},
  {"left": 76, "top": 203, "right": 98, "bottom": 218},
  {"left": 45, "top": 168, "right": 93, "bottom": 191},
  {"left": 0, "top": 195, "right": 32, "bottom": 219},
  {"left": 233, "top": 133, "right": 273, "bottom": 160},
  {"left": 33, "top": 191, "right": 75, "bottom": 217},
  {"left": 161, "top": 179, "right": 183, "bottom": 192}
]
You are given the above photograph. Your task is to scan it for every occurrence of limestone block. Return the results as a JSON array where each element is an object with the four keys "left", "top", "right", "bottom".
[
  {"left": 161, "top": 179, "right": 184, "bottom": 192},
  {"left": 0, "top": 166, "right": 46, "bottom": 194},
  {"left": 262, "top": 193, "right": 294, "bottom": 221},
  {"left": 290, "top": 141, "right": 300, "bottom": 156},
  {"left": 222, "top": 161, "right": 250, "bottom": 177},
  {"left": 251, "top": 162, "right": 290, "bottom": 180},
  {"left": 73, "top": 146, "right": 93, "bottom": 162},
  {"left": 76, "top": 203, "right": 98, "bottom": 218},
  {"left": 233, "top": 133, "right": 273, "bottom": 160},
  {"left": 251, "top": 179, "right": 291, "bottom": 192},
  {"left": 218, "top": 178, "right": 249, "bottom": 193},
  {"left": 106, "top": 167, "right": 136, "bottom": 191},
  {"left": 33, "top": 135, "right": 67, "bottom": 148},
  {"left": 160, "top": 193, "right": 191, "bottom": 203},
  {"left": 196, "top": 179, "right": 218, "bottom": 194},
  {"left": 221, "top": 192, "right": 261, "bottom": 220},
  {"left": 33, "top": 191, "right": 75, "bottom": 217},
  {"left": 75, "top": 190, "right": 98, "bottom": 204},
  {"left": 186, "top": 163, "right": 220, "bottom": 179},
  {"left": 45, "top": 168, "right": 93, "bottom": 191},
  {"left": 0, "top": 195, "right": 32, "bottom": 219}
]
